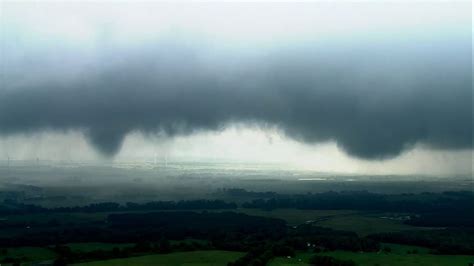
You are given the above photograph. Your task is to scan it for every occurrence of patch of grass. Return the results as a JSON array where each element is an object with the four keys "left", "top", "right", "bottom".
[{"left": 73, "top": 250, "right": 245, "bottom": 266}]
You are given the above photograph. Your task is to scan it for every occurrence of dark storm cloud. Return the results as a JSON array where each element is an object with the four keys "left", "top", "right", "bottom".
[{"left": 0, "top": 34, "right": 472, "bottom": 159}]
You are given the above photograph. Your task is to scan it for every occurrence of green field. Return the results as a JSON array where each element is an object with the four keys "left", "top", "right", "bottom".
[
  {"left": 0, "top": 246, "right": 56, "bottom": 262},
  {"left": 269, "top": 244, "right": 474, "bottom": 266},
  {"left": 236, "top": 208, "right": 358, "bottom": 226},
  {"left": 236, "top": 208, "right": 427, "bottom": 236},
  {"left": 313, "top": 213, "right": 427, "bottom": 236},
  {"left": 1, "top": 209, "right": 423, "bottom": 238},
  {"left": 73, "top": 250, "right": 244, "bottom": 266},
  {"left": 0, "top": 209, "right": 459, "bottom": 266}
]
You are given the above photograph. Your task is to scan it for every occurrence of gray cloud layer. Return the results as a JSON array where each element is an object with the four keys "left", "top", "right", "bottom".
[
  {"left": 1, "top": 36, "right": 471, "bottom": 159},
  {"left": 1, "top": 4, "right": 472, "bottom": 159}
]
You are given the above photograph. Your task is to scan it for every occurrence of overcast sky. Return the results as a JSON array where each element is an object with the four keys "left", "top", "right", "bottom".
[{"left": 0, "top": 1, "right": 472, "bottom": 176}]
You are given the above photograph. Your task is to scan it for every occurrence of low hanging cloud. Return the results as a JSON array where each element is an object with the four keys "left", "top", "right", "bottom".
[{"left": 0, "top": 3, "right": 472, "bottom": 159}]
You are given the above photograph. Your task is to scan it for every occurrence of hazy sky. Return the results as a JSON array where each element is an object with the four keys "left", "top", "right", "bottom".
[{"left": 0, "top": 1, "right": 472, "bottom": 175}]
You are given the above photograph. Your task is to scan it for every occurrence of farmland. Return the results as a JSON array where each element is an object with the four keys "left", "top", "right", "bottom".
[
  {"left": 269, "top": 244, "right": 474, "bottom": 266},
  {"left": 73, "top": 250, "right": 245, "bottom": 266}
]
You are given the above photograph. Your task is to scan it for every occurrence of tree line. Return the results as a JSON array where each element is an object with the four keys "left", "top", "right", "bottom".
[{"left": 0, "top": 199, "right": 237, "bottom": 215}]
